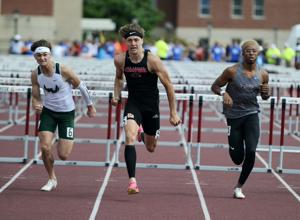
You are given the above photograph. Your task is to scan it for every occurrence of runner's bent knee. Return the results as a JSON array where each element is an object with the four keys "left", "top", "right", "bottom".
[
  {"left": 146, "top": 143, "right": 156, "bottom": 153},
  {"left": 58, "top": 154, "right": 68, "bottom": 161},
  {"left": 144, "top": 135, "right": 158, "bottom": 152},
  {"left": 124, "top": 119, "right": 139, "bottom": 144},
  {"left": 57, "top": 139, "right": 74, "bottom": 160}
]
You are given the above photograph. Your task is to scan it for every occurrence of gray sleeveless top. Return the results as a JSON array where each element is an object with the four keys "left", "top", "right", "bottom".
[{"left": 223, "top": 64, "right": 261, "bottom": 119}]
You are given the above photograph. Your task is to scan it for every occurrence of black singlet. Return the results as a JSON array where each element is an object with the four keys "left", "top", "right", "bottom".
[{"left": 124, "top": 49, "right": 159, "bottom": 110}]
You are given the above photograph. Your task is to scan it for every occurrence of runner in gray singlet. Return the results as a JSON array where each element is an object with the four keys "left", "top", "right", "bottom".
[{"left": 211, "top": 40, "right": 270, "bottom": 199}]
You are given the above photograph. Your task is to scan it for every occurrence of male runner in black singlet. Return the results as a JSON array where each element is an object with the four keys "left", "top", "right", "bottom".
[
  {"left": 112, "top": 23, "right": 181, "bottom": 194},
  {"left": 211, "top": 40, "right": 269, "bottom": 199}
]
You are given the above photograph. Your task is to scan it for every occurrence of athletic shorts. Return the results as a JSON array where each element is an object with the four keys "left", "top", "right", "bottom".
[
  {"left": 39, "top": 107, "right": 75, "bottom": 140},
  {"left": 123, "top": 100, "right": 160, "bottom": 136}
]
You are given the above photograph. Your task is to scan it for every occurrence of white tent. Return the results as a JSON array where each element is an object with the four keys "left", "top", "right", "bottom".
[
  {"left": 286, "top": 24, "right": 300, "bottom": 48},
  {"left": 81, "top": 18, "right": 116, "bottom": 31}
]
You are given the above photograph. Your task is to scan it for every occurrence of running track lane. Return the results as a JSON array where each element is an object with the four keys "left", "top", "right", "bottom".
[{"left": 1, "top": 101, "right": 300, "bottom": 219}]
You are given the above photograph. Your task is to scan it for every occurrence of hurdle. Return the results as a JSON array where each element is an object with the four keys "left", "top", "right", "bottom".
[
  {"left": 0, "top": 85, "right": 35, "bottom": 163},
  {"left": 33, "top": 89, "right": 116, "bottom": 167},
  {"left": 0, "top": 78, "right": 30, "bottom": 125},
  {"left": 295, "top": 84, "right": 300, "bottom": 135},
  {"left": 113, "top": 91, "right": 195, "bottom": 170},
  {"left": 276, "top": 96, "right": 300, "bottom": 174},
  {"left": 0, "top": 84, "right": 118, "bottom": 166},
  {"left": 194, "top": 94, "right": 276, "bottom": 173}
]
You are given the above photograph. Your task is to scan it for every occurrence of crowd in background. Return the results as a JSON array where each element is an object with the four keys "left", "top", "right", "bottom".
[{"left": 7, "top": 34, "right": 300, "bottom": 70}]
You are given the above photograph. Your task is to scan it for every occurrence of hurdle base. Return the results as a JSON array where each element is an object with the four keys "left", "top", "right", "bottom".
[
  {"left": 276, "top": 168, "right": 300, "bottom": 174},
  {"left": 0, "top": 157, "right": 26, "bottom": 163},
  {"left": 193, "top": 164, "right": 269, "bottom": 173},
  {"left": 276, "top": 167, "right": 283, "bottom": 174},
  {"left": 35, "top": 159, "right": 108, "bottom": 167},
  {"left": 116, "top": 162, "right": 189, "bottom": 170},
  {"left": 113, "top": 163, "right": 119, "bottom": 167}
]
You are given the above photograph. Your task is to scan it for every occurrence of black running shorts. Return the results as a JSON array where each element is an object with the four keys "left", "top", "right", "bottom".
[{"left": 123, "top": 100, "right": 160, "bottom": 136}]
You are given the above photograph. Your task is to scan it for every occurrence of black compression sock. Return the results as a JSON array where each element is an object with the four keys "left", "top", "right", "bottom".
[{"left": 124, "top": 145, "right": 136, "bottom": 178}]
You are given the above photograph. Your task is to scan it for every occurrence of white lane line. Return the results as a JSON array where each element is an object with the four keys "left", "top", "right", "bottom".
[
  {"left": 256, "top": 153, "right": 300, "bottom": 202},
  {"left": 89, "top": 152, "right": 116, "bottom": 220},
  {"left": 259, "top": 113, "right": 300, "bottom": 202},
  {"left": 89, "top": 132, "right": 123, "bottom": 220},
  {"left": 0, "top": 152, "right": 41, "bottom": 193},
  {"left": 0, "top": 113, "right": 37, "bottom": 193},
  {"left": 0, "top": 114, "right": 28, "bottom": 132},
  {"left": 188, "top": 161, "right": 211, "bottom": 220},
  {"left": 211, "top": 106, "right": 300, "bottom": 202},
  {"left": 0, "top": 123, "right": 14, "bottom": 132},
  {"left": 0, "top": 115, "right": 83, "bottom": 193},
  {"left": 178, "top": 125, "right": 211, "bottom": 220}
]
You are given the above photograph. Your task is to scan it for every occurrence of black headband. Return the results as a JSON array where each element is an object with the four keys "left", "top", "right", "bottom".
[{"left": 124, "top": 31, "right": 143, "bottom": 39}]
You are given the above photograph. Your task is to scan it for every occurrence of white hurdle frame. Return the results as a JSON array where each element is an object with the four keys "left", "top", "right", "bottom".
[
  {"left": 0, "top": 85, "right": 34, "bottom": 163},
  {"left": 0, "top": 85, "right": 117, "bottom": 167},
  {"left": 34, "top": 89, "right": 116, "bottom": 167},
  {"left": 194, "top": 94, "right": 276, "bottom": 173},
  {"left": 276, "top": 96, "right": 300, "bottom": 174}
]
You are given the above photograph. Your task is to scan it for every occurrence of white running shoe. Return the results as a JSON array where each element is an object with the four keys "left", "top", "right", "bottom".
[
  {"left": 41, "top": 179, "right": 57, "bottom": 192},
  {"left": 233, "top": 187, "right": 245, "bottom": 199}
]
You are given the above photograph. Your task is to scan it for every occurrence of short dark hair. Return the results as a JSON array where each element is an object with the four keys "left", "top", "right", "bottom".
[
  {"left": 119, "top": 23, "right": 145, "bottom": 39},
  {"left": 30, "top": 39, "right": 52, "bottom": 52}
]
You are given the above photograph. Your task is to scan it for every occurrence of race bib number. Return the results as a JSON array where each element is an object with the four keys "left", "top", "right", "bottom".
[
  {"left": 227, "top": 126, "right": 231, "bottom": 136},
  {"left": 67, "top": 127, "right": 74, "bottom": 138}
]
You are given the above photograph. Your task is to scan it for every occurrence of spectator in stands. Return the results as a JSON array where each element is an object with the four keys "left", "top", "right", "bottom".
[
  {"left": 172, "top": 41, "right": 184, "bottom": 61},
  {"left": 281, "top": 43, "right": 295, "bottom": 67},
  {"left": 114, "top": 38, "right": 122, "bottom": 55},
  {"left": 69, "top": 40, "right": 81, "bottom": 56},
  {"left": 256, "top": 45, "right": 264, "bottom": 66},
  {"left": 155, "top": 38, "right": 169, "bottom": 60},
  {"left": 210, "top": 42, "right": 225, "bottom": 62},
  {"left": 266, "top": 44, "right": 281, "bottom": 65},
  {"left": 112, "top": 23, "right": 181, "bottom": 195},
  {"left": 30, "top": 39, "right": 96, "bottom": 192},
  {"left": 9, "top": 34, "right": 24, "bottom": 54},
  {"left": 97, "top": 43, "right": 110, "bottom": 59},
  {"left": 105, "top": 39, "right": 115, "bottom": 58},
  {"left": 294, "top": 40, "right": 300, "bottom": 70},
  {"left": 22, "top": 39, "right": 33, "bottom": 55},
  {"left": 227, "top": 41, "right": 241, "bottom": 63},
  {"left": 52, "top": 41, "right": 67, "bottom": 58},
  {"left": 211, "top": 39, "right": 270, "bottom": 199},
  {"left": 187, "top": 43, "right": 196, "bottom": 61},
  {"left": 195, "top": 45, "right": 205, "bottom": 61}
]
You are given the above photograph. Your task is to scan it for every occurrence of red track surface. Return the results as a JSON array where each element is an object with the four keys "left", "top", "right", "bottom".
[{"left": 0, "top": 99, "right": 300, "bottom": 220}]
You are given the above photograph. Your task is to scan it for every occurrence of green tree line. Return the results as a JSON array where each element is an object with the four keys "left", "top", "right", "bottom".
[{"left": 83, "top": 0, "right": 164, "bottom": 34}]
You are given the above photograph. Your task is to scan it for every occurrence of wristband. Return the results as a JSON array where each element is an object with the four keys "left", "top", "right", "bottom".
[
  {"left": 220, "top": 90, "right": 226, "bottom": 96},
  {"left": 77, "top": 82, "right": 93, "bottom": 106}
]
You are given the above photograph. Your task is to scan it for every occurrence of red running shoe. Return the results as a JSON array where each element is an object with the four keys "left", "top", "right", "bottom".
[{"left": 127, "top": 180, "right": 140, "bottom": 195}]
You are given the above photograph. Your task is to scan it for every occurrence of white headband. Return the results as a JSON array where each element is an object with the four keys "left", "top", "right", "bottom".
[{"left": 34, "top": 46, "right": 51, "bottom": 54}]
